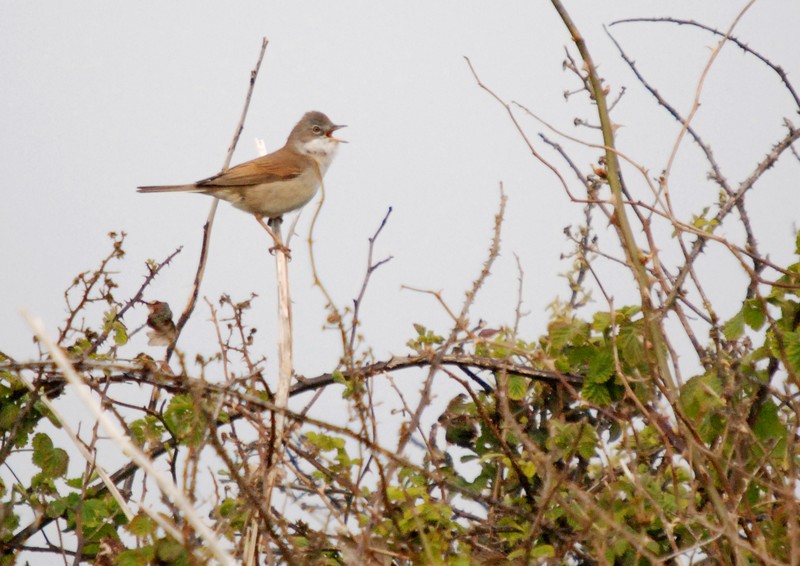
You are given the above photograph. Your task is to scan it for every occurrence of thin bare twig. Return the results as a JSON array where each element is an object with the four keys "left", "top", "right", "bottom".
[
  {"left": 610, "top": 17, "right": 800, "bottom": 110},
  {"left": 167, "top": 37, "right": 270, "bottom": 363},
  {"left": 348, "top": 208, "right": 394, "bottom": 354}
]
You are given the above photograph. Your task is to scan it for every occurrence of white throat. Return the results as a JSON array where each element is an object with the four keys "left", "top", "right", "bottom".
[{"left": 298, "top": 136, "right": 339, "bottom": 174}]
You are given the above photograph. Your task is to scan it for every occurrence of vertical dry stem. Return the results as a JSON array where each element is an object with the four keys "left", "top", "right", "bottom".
[{"left": 257, "top": 218, "right": 293, "bottom": 564}]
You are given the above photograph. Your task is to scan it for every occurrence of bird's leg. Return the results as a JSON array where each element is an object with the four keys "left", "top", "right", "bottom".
[{"left": 255, "top": 215, "right": 292, "bottom": 259}]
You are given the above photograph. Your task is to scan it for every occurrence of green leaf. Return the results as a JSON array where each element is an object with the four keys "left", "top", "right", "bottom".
[
  {"left": 680, "top": 374, "right": 723, "bottom": 420},
  {"left": 155, "top": 538, "right": 187, "bottom": 564},
  {"left": 587, "top": 348, "right": 614, "bottom": 383},
  {"left": 47, "top": 492, "right": 80, "bottom": 519},
  {"left": 742, "top": 299, "right": 765, "bottom": 331},
  {"left": 449, "top": 555, "right": 472, "bottom": 566},
  {"left": 785, "top": 331, "right": 800, "bottom": 373},
  {"left": 506, "top": 375, "right": 527, "bottom": 401},
  {"left": 332, "top": 369, "right": 346, "bottom": 385},
  {"left": 32, "top": 433, "right": 69, "bottom": 478},
  {"left": 66, "top": 476, "right": 86, "bottom": 489},
  {"left": 32, "top": 432, "right": 54, "bottom": 458},
  {"left": 130, "top": 416, "right": 164, "bottom": 447},
  {"left": 113, "top": 321, "right": 128, "bottom": 346},
  {"left": 126, "top": 512, "right": 157, "bottom": 538},
  {"left": 618, "top": 305, "right": 641, "bottom": 319},
  {"left": 565, "top": 345, "right": 594, "bottom": 367},
  {"left": 117, "top": 546, "right": 156, "bottom": 566},
  {"left": 218, "top": 497, "right": 249, "bottom": 531},
  {"left": 0, "top": 403, "right": 20, "bottom": 431},
  {"left": 163, "top": 395, "right": 205, "bottom": 447},
  {"left": 723, "top": 309, "right": 745, "bottom": 340},
  {"left": 591, "top": 311, "right": 611, "bottom": 332},
  {"left": 517, "top": 459, "right": 536, "bottom": 479},
  {"left": 582, "top": 380, "right": 612, "bottom": 406},
  {"left": 305, "top": 431, "right": 345, "bottom": 451},
  {"left": 81, "top": 498, "right": 107, "bottom": 528},
  {"left": 752, "top": 401, "right": 786, "bottom": 444},
  {"left": 548, "top": 319, "right": 588, "bottom": 350},
  {"left": 547, "top": 421, "right": 597, "bottom": 460},
  {"left": 577, "top": 426, "right": 598, "bottom": 460},
  {"left": 532, "top": 544, "right": 556, "bottom": 558},
  {"left": 618, "top": 322, "right": 645, "bottom": 368}
]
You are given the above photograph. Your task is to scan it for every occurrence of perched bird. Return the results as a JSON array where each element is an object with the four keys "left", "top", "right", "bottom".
[
  {"left": 138, "top": 111, "right": 346, "bottom": 251},
  {"left": 144, "top": 300, "right": 177, "bottom": 347}
]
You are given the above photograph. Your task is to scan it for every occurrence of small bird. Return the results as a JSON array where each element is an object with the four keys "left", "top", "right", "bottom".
[
  {"left": 138, "top": 111, "right": 346, "bottom": 251},
  {"left": 144, "top": 300, "right": 177, "bottom": 347}
]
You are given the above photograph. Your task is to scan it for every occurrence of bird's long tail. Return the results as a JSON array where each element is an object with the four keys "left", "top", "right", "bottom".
[{"left": 137, "top": 184, "right": 200, "bottom": 193}]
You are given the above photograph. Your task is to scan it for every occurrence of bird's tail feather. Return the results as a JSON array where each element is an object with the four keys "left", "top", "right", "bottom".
[{"left": 137, "top": 184, "right": 200, "bottom": 193}]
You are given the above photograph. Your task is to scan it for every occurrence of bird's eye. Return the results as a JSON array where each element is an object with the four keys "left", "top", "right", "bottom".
[{"left": 311, "top": 125, "right": 323, "bottom": 134}]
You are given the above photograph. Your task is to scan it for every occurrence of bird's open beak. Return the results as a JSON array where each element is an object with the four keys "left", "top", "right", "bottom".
[{"left": 327, "top": 124, "right": 348, "bottom": 143}]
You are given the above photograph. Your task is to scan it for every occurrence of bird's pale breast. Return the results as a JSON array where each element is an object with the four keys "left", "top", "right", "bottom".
[{"left": 221, "top": 167, "right": 323, "bottom": 217}]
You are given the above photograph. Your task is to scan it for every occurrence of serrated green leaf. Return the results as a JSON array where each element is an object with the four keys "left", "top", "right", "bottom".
[
  {"left": 548, "top": 319, "right": 587, "bottom": 350},
  {"left": 618, "top": 322, "right": 645, "bottom": 367},
  {"left": 565, "top": 345, "right": 593, "bottom": 367},
  {"left": 582, "top": 380, "right": 612, "bottom": 406},
  {"left": 506, "top": 375, "right": 527, "bottom": 401},
  {"left": 587, "top": 349, "right": 614, "bottom": 383}
]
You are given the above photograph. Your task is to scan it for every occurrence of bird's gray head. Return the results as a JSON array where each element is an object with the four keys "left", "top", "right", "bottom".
[{"left": 288, "top": 111, "right": 346, "bottom": 146}]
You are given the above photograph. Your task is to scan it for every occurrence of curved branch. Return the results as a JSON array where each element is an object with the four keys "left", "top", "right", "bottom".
[{"left": 611, "top": 17, "right": 800, "bottom": 110}]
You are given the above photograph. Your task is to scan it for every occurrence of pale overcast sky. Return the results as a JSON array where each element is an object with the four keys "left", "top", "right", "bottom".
[
  {"left": 2, "top": 2, "right": 799, "bottom": 561},
  {"left": 3, "top": 1, "right": 799, "bottom": 392},
  {"left": 3, "top": 2, "right": 797, "bottom": 372}
]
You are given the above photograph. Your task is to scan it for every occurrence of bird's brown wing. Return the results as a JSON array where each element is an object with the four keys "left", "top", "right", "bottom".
[{"left": 197, "top": 147, "right": 309, "bottom": 188}]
